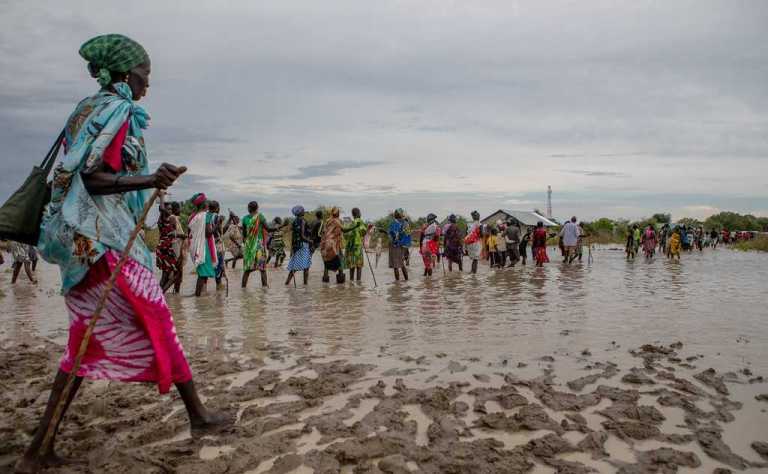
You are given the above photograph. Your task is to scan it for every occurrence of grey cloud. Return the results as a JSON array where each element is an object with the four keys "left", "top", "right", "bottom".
[
  {"left": 240, "top": 160, "right": 384, "bottom": 182},
  {"left": 549, "top": 152, "right": 648, "bottom": 159},
  {"left": 561, "top": 170, "right": 631, "bottom": 178},
  {"left": 272, "top": 183, "right": 395, "bottom": 194}
]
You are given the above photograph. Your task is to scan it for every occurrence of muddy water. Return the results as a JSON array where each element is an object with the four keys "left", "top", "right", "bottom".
[
  {"left": 3, "top": 247, "right": 767, "bottom": 371},
  {"left": 2, "top": 247, "right": 768, "bottom": 473}
]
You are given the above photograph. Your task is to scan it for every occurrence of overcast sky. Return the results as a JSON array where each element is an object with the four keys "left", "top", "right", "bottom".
[{"left": 1, "top": 0, "right": 767, "bottom": 222}]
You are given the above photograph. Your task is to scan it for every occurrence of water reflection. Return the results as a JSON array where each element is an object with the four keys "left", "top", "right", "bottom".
[{"left": 2, "top": 247, "right": 768, "bottom": 372}]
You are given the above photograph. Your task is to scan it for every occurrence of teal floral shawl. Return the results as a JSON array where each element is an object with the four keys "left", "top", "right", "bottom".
[{"left": 39, "top": 82, "right": 152, "bottom": 293}]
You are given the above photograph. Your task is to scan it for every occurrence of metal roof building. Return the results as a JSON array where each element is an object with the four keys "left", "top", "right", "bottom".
[{"left": 481, "top": 209, "right": 559, "bottom": 228}]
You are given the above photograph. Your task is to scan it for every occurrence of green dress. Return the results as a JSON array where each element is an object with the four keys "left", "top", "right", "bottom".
[
  {"left": 242, "top": 213, "right": 268, "bottom": 271},
  {"left": 344, "top": 218, "right": 367, "bottom": 269},
  {"left": 196, "top": 213, "right": 216, "bottom": 278}
]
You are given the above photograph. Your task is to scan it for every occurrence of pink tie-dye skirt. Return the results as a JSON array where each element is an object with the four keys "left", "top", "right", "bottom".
[{"left": 60, "top": 250, "right": 192, "bottom": 394}]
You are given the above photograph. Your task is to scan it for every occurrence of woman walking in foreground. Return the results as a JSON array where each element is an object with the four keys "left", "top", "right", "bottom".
[{"left": 19, "top": 34, "right": 225, "bottom": 473}]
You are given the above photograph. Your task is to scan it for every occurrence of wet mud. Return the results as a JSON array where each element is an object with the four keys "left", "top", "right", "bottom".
[
  {"left": 2, "top": 338, "right": 767, "bottom": 473},
  {"left": 3, "top": 250, "right": 768, "bottom": 472}
]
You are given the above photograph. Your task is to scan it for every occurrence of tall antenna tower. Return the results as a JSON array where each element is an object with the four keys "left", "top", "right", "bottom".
[{"left": 546, "top": 185, "right": 552, "bottom": 218}]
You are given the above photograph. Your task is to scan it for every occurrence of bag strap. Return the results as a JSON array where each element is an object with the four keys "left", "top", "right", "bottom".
[{"left": 40, "top": 129, "right": 66, "bottom": 174}]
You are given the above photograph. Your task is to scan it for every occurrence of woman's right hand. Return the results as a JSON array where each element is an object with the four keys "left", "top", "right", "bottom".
[{"left": 152, "top": 163, "right": 187, "bottom": 189}]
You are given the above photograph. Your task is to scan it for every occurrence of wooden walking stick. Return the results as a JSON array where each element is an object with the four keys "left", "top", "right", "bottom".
[
  {"left": 365, "top": 250, "right": 378, "bottom": 288},
  {"left": 39, "top": 188, "right": 162, "bottom": 455},
  {"left": 363, "top": 225, "right": 378, "bottom": 288}
]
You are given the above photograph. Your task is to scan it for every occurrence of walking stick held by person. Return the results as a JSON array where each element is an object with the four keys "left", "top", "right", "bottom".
[
  {"left": 38, "top": 164, "right": 187, "bottom": 459},
  {"left": 363, "top": 224, "right": 378, "bottom": 288}
]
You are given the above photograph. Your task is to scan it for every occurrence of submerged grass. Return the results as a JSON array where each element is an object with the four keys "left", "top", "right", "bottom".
[{"left": 733, "top": 236, "right": 768, "bottom": 252}]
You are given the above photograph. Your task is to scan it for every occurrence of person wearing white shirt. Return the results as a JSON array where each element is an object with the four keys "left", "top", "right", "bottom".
[{"left": 559, "top": 216, "right": 581, "bottom": 264}]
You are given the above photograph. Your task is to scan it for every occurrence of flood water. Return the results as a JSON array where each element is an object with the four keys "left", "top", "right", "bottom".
[
  {"left": 3, "top": 246, "right": 768, "bottom": 472},
  {"left": 2, "top": 246, "right": 767, "bottom": 374}
]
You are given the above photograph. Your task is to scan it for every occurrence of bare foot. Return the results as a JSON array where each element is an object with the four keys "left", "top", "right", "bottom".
[
  {"left": 16, "top": 450, "right": 81, "bottom": 473},
  {"left": 14, "top": 455, "right": 40, "bottom": 474},
  {"left": 190, "top": 411, "right": 232, "bottom": 435}
]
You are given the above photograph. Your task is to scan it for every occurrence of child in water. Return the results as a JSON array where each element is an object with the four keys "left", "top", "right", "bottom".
[
  {"left": 487, "top": 228, "right": 500, "bottom": 268},
  {"left": 268, "top": 217, "right": 287, "bottom": 268}
]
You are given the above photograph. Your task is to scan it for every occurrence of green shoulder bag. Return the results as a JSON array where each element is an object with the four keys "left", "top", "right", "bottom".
[{"left": 0, "top": 130, "right": 65, "bottom": 245}]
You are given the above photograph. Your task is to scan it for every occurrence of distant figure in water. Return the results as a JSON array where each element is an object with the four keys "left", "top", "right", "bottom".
[
  {"left": 519, "top": 229, "right": 531, "bottom": 266},
  {"left": 188, "top": 193, "right": 217, "bottom": 297},
  {"left": 321, "top": 207, "right": 345, "bottom": 284},
  {"left": 465, "top": 211, "right": 483, "bottom": 274},
  {"left": 505, "top": 219, "right": 521, "bottom": 267},
  {"left": 487, "top": 227, "right": 499, "bottom": 268},
  {"left": 156, "top": 199, "right": 182, "bottom": 292},
  {"left": 419, "top": 213, "right": 440, "bottom": 277},
  {"left": 576, "top": 222, "right": 587, "bottom": 263},
  {"left": 559, "top": 216, "right": 580, "bottom": 264},
  {"left": 695, "top": 226, "right": 704, "bottom": 252},
  {"left": 286, "top": 206, "right": 313, "bottom": 286},
  {"left": 266, "top": 217, "right": 287, "bottom": 268},
  {"left": 171, "top": 201, "right": 187, "bottom": 293},
  {"left": 344, "top": 207, "right": 367, "bottom": 282},
  {"left": 241, "top": 201, "right": 269, "bottom": 288},
  {"left": 443, "top": 214, "right": 464, "bottom": 272},
  {"left": 495, "top": 224, "right": 507, "bottom": 267},
  {"left": 668, "top": 229, "right": 682, "bottom": 261},
  {"left": 223, "top": 212, "right": 243, "bottom": 269},
  {"left": 642, "top": 224, "right": 657, "bottom": 259},
  {"left": 310, "top": 209, "right": 324, "bottom": 257},
  {"left": 11, "top": 241, "right": 37, "bottom": 284},
  {"left": 532, "top": 221, "right": 549, "bottom": 267},
  {"left": 388, "top": 209, "right": 410, "bottom": 281},
  {"left": 626, "top": 224, "right": 638, "bottom": 260},
  {"left": 209, "top": 201, "right": 226, "bottom": 290},
  {"left": 658, "top": 223, "right": 670, "bottom": 253},
  {"left": 401, "top": 215, "right": 412, "bottom": 267}
]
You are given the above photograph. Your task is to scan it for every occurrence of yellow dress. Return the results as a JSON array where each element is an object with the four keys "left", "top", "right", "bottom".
[
  {"left": 486, "top": 235, "right": 497, "bottom": 251},
  {"left": 669, "top": 234, "right": 681, "bottom": 256}
]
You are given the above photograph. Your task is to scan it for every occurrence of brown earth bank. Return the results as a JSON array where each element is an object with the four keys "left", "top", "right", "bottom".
[{"left": 1, "top": 338, "right": 767, "bottom": 473}]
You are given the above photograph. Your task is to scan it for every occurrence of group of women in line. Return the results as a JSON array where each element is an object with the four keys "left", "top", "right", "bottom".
[
  {"left": 625, "top": 223, "right": 725, "bottom": 262},
  {"left": 153, "top": 199, "right": 577, "bottom": 294},
  {"left": 154, "top": 198, "right": 374, "bottom": 293}
]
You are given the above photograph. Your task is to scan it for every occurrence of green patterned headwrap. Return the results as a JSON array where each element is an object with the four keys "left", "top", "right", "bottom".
[{"left": 79, "top": 34, "right": 149, "bottom": 87}]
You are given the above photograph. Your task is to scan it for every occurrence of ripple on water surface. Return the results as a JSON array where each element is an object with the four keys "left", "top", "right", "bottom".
[{"left": 1, "top": 247, "right": 767, "bottom": 372}]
